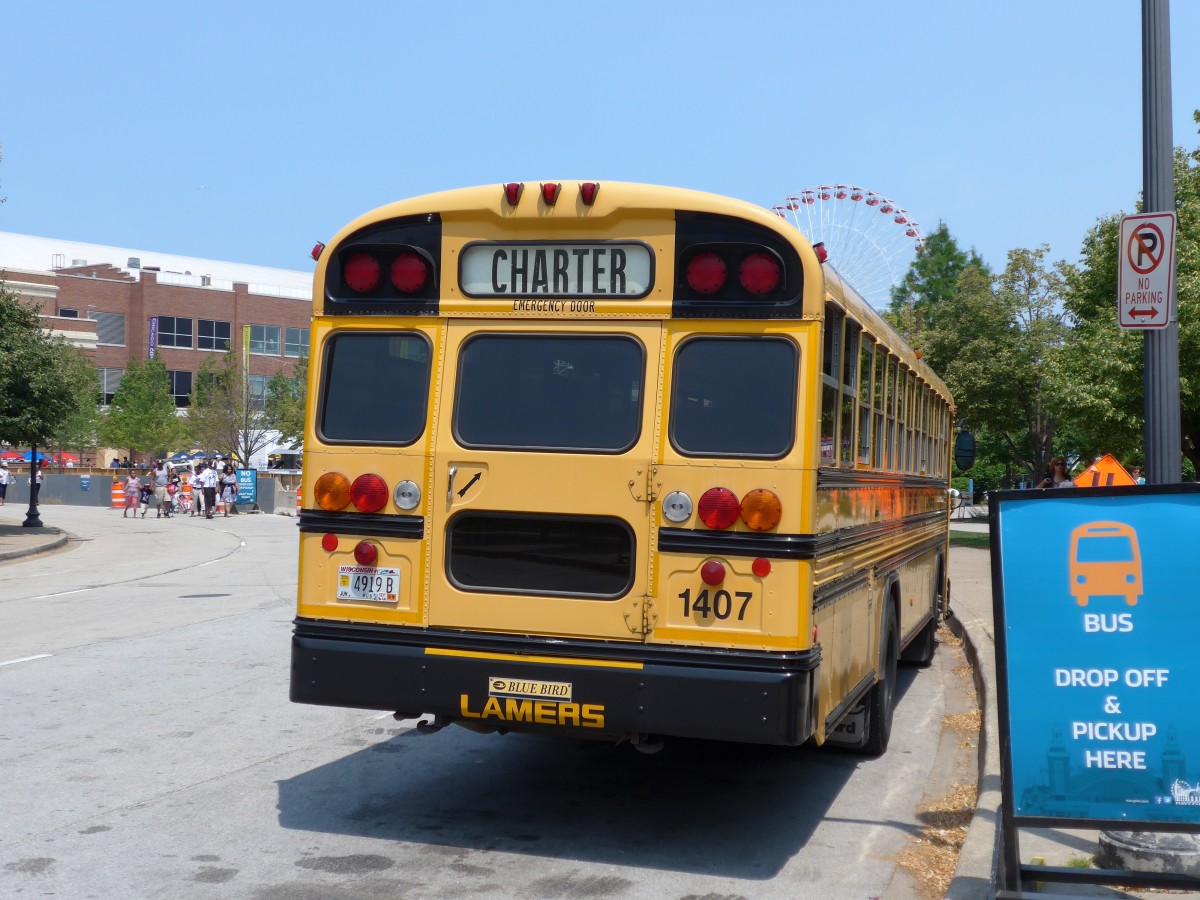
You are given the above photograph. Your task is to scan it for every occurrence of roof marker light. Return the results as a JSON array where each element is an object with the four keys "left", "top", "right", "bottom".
[
  {"left": 503, "top": 182, "right": 523, "bottom": 206},
  {"left": 813, "top": 242, "right": 829, "bottom": 263},
  {"left": 541, "top": 182, "right": 560, "bottom": 205},
  {"left": 311, "top": 242, "right": 325, "bottom": 261},
  {"left": 580, "top": 182, "right": 599, "bottom": 205}
]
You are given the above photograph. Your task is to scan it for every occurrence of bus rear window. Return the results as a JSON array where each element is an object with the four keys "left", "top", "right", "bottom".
[
  {"left": 318, "top": 332, "right": 431, "bottom": 444},
  {"left": 670, "top": 336, "right": 797, "bottom": 457},
  {"left": 454, "top": 334, "right": 644, "bottom": 452}
]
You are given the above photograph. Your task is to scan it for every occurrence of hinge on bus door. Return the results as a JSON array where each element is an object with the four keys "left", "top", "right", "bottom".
[
  {"left": 624, "top": 595, "right": 657, "bottom": 637},
  {"left": 627, "top": 465, "right": 660, "bottom": 503}
]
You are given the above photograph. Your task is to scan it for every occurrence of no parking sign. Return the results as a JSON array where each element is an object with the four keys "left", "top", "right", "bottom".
[{"left": 1117, "top": 212, "right": 1175, "bottom": 330}]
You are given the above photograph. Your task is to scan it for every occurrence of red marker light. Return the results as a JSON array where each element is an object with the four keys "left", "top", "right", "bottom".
[
  {"left": 321, "top": 533, "right": 339, "bottom": 552},
  {"left": 354, "top": 541, "right": 378, "bottom": 566},
  {"left": 752, "top": 557, "right": 772, "bottom": 577},
  {"left": 580, "top": 182, "right": 599, "bottom": 205},
  {"left": 390, "top": 252, "right": 429, "bottom": 293},
  {"left": 541, "top": 183, "right": 560, "bottom": 205},
  {"left": 504, "top": 182, "right": 523, "bottom": 206},
  {"left": 813, "top": 242, "right": 829, "bottom": 263},
  {"left": 700, "top": 559, "right": 726, "bottom": 585},
  {"left": 686, "top": 252, "right": 727, "bottom": 295},
  {"left": 311, "top": 242, "right": 326, "bottom": 261},
  {"left": 343, "top": 253, "right": 381, "bottom": 293}
]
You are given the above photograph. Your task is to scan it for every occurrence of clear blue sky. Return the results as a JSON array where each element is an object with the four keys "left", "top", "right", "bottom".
[{"left": 2, "top": 1, "right": 1197, "bottom": 281}]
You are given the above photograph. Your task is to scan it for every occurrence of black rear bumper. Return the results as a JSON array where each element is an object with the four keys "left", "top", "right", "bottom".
[{"left": 291, "top": 619, "right": 821, "bottom": 746}]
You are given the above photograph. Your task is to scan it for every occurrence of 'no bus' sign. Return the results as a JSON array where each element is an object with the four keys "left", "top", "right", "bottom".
[{"left": 1117, "top": 212, "right": 1176, "bottom": 330}]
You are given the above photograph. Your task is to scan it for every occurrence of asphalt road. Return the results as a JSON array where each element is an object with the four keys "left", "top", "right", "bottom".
[{"left": 0, "top": 506, "right": 966, "bottom": 899}]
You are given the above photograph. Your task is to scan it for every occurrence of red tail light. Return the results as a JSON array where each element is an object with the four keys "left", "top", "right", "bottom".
[
  {"left": 354, "top": 541, "right": 378, "bottom": 566},
  {"left": 580, "top": 182, "right": 599, "bottom": 205},
  {"left": 698, "top": 487, "right": 740, "bottom": 529},
  {"left": 739, "top": 253, "right": 781, "bottom": 295},
  {"left": 321, "top": 533, "right": 339, "bottom": 552},
  {"left": 685, "top": 253, "right": 727, "bottom": 295},
  {"left": 344, "top": 253, "right": 381, "bottom": 293},
  {"left": 350, "top": 474, "right": 388, "bottom": 513},
  {"left": 390, "top": 252, "right": 429, "bottom": 293}
]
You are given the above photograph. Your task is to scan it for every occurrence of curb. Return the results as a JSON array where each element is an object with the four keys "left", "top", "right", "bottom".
[
  {"left": 945, "top": 601, "right": 1004, "bottom": 898},
  {"left": 0, "top": 530, "right": 69, "bottom": 562}
]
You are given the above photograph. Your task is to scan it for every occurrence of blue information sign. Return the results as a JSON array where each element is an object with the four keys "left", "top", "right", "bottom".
[
  {"left": 236, "top": 468, "right": 257, "bottom": 506},
  {"left": 995, "top": 486, "right": 1200, "bottom": 825}
]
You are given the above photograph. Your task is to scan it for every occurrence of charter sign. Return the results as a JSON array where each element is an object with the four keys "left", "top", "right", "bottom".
[{"left": 1117, "top": 212, "right": 1176, "bottom": 330}]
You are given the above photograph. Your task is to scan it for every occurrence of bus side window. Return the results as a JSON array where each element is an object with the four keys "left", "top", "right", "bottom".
[
  {"left": 840, "top": 322, "right": 859, "bottom": 468},
  {"left": 820, "top": 304, "right": 843, "bottom": 466},
  {"left": 857, "top": 337, "right": 873, "bottom": 466}
]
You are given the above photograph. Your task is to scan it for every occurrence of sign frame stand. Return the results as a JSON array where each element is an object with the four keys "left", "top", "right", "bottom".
[{"left": 990, "top": 485, "right": 1200, "bottom": 895}]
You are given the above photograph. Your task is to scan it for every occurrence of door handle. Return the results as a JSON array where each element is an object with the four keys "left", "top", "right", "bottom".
[{"left": 447, "top": 465, "right": 458, "bottom": 502}]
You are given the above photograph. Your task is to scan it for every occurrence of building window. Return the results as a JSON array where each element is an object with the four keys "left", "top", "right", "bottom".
[
  {"left": 58, "top": 308, "right": 79, "bottom": 318},
  {"left": 248, "top": 375, "right": 269, "bottom": 410},
  {"left": 284, "top": 327, "right": 309, "bottom": 358},
  {"left": 168, "top": 370, "right": 193, "bottom": 408},
  {"left": 198, "top": 319, "right": 231, "bottom": 351},
  {"left": 157, "top": 316, "right": 193, "bottom": 349},
  {"left": 98, "top": 367, "right": 124, "bottom": 406},
  {"left": 250, "top": 325, "right": 281, "bottom": 356},
  {"left": 88, "top": 311, "right": 126, "bottom": 346}
]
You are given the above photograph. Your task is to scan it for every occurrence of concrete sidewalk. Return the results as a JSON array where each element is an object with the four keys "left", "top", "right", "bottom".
[{"left": 0, "top": 508, "right": 69, "bottom": 561}]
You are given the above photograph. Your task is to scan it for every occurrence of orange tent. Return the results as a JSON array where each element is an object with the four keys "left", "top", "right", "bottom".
[{"left": 1072, "top": 453, "right": 1137, "bottom": 488}]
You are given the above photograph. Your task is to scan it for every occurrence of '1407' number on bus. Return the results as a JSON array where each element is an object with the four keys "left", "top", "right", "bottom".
[{"left": 679, "top": 588, "right": 752, "bottom": 620}]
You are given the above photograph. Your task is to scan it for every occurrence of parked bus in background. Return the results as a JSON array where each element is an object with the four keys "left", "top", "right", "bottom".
[{"left": 291, "top": 181, "right": 955, "bottom": 755}]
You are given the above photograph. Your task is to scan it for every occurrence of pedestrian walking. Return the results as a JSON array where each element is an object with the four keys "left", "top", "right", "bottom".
[
  {"left": 197, "top": 462, "right": 219, "bottom": 519},
  {"left": 123, "top": 471, "right": 141, "bottom": 520},
  {"left": 153, "top": 461, "right": 171, "bottom": 519},
  {"left": 0, "top": 462, "right": 9, "bottom": 506},
  {"left": 139, "top": 481, "right": 153, "bottom": 518},
  {"left": 220, "top": 463, "right": 239, "bottom": 517}
]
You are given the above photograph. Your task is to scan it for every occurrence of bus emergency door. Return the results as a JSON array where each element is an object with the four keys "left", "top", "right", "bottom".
[{"left": 427, "top": 321, "right": 664, "bottom": 641}]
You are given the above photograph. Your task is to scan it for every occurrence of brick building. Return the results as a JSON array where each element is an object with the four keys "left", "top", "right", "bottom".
[{"left": 0, "top": 232, "right": 313, "bottom": 465}]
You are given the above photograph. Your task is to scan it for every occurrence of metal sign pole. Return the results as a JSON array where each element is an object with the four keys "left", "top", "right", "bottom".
[{"left": 1141, "top": 0, "right": 1181, "bottom": 484}]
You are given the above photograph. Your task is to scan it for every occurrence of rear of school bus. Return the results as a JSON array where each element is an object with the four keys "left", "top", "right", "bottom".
[{"left": 291, "top": 181, "right": 843, "bottom": 748}]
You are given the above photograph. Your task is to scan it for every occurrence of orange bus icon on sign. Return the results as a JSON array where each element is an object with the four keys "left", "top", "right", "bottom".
[{"left": 1068, "top": 521, "right": 1143, "bottom": 607}]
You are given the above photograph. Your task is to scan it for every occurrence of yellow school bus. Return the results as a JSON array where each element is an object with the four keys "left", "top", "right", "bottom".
[{"left": 290, "top": 181, "right": 954, "bottom": 754}]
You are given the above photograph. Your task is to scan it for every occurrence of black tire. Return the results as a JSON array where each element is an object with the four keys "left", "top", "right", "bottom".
[
  {"left": 861, "top": 605, "right": 899, "bottom": 757},
  {"left": 901, "top": 616, "right": 937, "bottom": 667}
]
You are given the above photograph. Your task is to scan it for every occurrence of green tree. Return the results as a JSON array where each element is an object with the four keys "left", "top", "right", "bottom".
[
  {"left": 924, "top": 247, "right": 1071, "bottom": 481},
  {"left": 886, "top": 222, "right": 989, "bottom": 347},
  {"left": 0, "top": 285, "right": 93, "bottom": 451},
  {"left": 188, "top": 353, "right": 275, "bottom": 467},
  {"left": 263, "top": 352, "right": 307, "bottom": 450},
  {"left": 99, "top": 357, "right": 187, "bottom": 461},
  {"left": 47, "top": 349, "right": 103, "bottom": 466}
]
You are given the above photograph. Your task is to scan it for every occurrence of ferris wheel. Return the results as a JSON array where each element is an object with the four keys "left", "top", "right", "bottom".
[{"left": 771, "top": 185, "right": 925, "bottom": 309}]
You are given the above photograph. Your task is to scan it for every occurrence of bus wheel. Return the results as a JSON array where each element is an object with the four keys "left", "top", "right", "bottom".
[
  {"left": 862, "top": 606, "right": 898, "bottom": 757},
  {"left": 901, "top": 616, "right": 937, "bottom": 667}
]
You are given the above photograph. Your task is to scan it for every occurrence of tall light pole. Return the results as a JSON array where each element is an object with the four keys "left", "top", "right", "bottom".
[{"left": 1141, "top": 0, "right": 1181, "bottom": 483}]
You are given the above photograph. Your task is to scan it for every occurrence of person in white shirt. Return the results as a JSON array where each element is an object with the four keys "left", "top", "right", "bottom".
[
  {"left": 0, "top": 462, "right": 9, "bottom": 506},
  {"left": 197, "top": 463, "right": 220, "bottom": 520}
]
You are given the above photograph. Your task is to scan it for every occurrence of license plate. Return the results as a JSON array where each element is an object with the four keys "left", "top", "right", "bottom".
[{"left": 337, "top": 565, "right": 400, "bottom": 603}]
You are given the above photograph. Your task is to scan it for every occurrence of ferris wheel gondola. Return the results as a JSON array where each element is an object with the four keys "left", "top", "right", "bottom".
[{"left": 771, "top": 185, "right": 925, "bottom": 309}]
